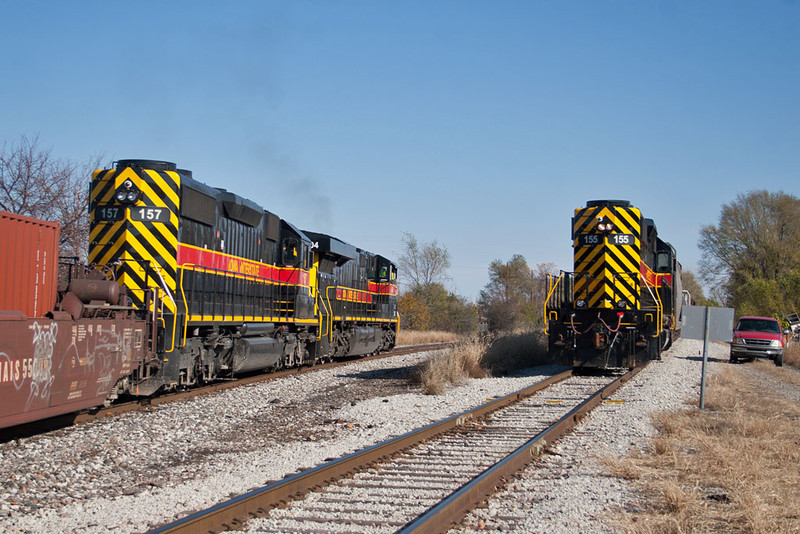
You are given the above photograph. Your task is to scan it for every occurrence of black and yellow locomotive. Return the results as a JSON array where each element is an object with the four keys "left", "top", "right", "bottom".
[
  {"left": 545, "top": 200, "right": 682, "bottom": 368},
  {"left": 89, "top": 159, "right": 398, "bottom": 396}
]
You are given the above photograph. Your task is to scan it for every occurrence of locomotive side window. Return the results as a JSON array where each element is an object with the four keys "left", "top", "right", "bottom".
[
  {"left": 282, "top": 238, "right": 300, "bottom": 266},
  {"left": 656, "top": 251, "right": 671, "bottom": 272}
]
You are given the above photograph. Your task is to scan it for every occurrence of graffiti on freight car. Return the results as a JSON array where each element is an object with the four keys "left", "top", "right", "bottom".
[
  {"left": 87, "top": 326, "right": 131, "bottom": 397},
  {"left": 27, "top": 321, "right": 56, "bottom": 408}
]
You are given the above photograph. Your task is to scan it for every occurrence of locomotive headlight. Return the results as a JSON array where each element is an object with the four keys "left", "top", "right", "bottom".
[
  {"left": 576, "top": 299, "right": 586, "bottom": 308},
  {"left": 617, "top": 300, "right": 627, "bottom": 309},
  {"left": 114, "top": 180, "right": 141, "bottom": 204},
  {"left": 596, "top": 217, "right": 614, "bottom": 233}
]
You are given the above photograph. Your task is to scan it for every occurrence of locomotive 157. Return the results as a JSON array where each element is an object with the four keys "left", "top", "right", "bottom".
[
  {"left": 89, "top": 159, "right": 399, "bottom": 397},
  {"left": 544, "top": 200, "right": 683, "bottom": 368}
]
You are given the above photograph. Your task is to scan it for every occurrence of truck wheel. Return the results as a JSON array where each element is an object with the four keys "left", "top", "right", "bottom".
[{"left": 775, "top": 352, "right": 784, "bottom": 367}]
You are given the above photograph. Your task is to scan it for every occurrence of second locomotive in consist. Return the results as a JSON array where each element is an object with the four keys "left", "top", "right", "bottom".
[
  {"left": 90, "top": 159, "right": 398, "bottom": 396},
  {"left": 545, "top": 200, "right": 683, "bottom": 368}
]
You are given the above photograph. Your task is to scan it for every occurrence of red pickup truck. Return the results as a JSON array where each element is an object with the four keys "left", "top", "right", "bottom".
[{"left": 730, "top": 316, "right": 784, "bottom": 366}]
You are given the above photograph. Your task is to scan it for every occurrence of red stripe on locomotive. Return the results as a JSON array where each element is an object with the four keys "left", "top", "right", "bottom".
[
  {"left": 639, "top": 262, "right": 673, "bottom": 287},
  {"left": 178, "top": 244, "right": 310, "bottom": 286}
]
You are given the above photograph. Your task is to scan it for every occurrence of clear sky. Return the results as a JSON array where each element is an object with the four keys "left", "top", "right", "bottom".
[{"left": 2, "top": 1, "right": 798, "bottom": 300}]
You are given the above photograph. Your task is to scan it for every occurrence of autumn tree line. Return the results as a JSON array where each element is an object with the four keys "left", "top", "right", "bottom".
[{"left": 2, "top": 135, "right": 799, "bottom": 330}]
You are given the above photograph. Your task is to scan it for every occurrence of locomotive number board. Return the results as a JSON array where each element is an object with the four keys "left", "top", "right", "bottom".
[
  {"left": 578, "top": 233, "right": 636, "bottom": 246},
  {"left": 94, "top": 206, "right": 170, "bottom": 222},
  {"left": 129, "top": 207, "right": 170, "bottom": 222},
  {"left": 95, "top": 205, "right": 125, "bottom": 221}
]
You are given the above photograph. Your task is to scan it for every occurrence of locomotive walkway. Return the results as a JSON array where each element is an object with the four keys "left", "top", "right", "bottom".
[{"left": 149, "top": 366, "right": 643, "bottom": 533}]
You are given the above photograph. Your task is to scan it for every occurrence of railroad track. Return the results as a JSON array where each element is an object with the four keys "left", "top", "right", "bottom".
[
  {"left": 0, "top": 343, "right": 452, "bottom": 442},
  {"left": 150, "top": 365, "right": 644, "bottom": 534}
]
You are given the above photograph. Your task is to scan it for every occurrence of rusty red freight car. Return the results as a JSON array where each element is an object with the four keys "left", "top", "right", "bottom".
[
  {"left": 0, "top": 211, "right": 60, "bottom": 318},
  {"left": 0, "top": 212, "right": 152, "bottom": 430}
]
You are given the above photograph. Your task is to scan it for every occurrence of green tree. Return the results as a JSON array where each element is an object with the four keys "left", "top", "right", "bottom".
[
  {"left": 479, "top": 256, "right": 557, "bottom": 331},
  {"left": 699, "top": 190, "right": 800, "bottom": 316}
]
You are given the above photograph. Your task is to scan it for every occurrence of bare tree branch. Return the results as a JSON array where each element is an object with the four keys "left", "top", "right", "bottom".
[{"left": 1, "top": 134, "right": 100, "bottom": 260}]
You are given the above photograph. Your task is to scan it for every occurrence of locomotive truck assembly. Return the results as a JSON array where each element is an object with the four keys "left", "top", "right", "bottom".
[
  {"left": 545, "top": 200, "right": 683, "bottom": 368},
  {"left": 0, "top": 159, "right": 399, "bottom": 429}
]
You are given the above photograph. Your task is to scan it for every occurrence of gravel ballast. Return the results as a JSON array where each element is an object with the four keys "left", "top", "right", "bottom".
[{"left": 0, "top": 338, "right": 763, "bottom": 533}]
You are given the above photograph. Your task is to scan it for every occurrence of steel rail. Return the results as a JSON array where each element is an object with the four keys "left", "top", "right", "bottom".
[
  {"left": 148, "top": 369, "right": 574, "bottom": 534},
  {"left": 398, "top": 364, "right": 646, "bottom": 534}
]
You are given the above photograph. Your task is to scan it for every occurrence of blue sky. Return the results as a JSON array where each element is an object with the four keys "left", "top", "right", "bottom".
[{"left": 2, "top": 1, "right": 798, "bottom": 300}]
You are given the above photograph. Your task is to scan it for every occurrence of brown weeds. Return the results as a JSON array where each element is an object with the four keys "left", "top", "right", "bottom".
[
  {"left": 411, "top": 337, "right": 488, "bottom": 395},
  {"left": 396, "top": 330, "right": 458, "bottom": 346},
  {"left": 613, "top": 366, "right": 800, "bottom": 533},
  {"left": 784, "top": 342, "right": 800, "bottom": 368}
]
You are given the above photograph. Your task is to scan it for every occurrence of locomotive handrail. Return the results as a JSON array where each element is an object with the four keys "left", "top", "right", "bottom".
[
  {"left": 638, "top": 273, "right": 663, "bottom": 337},
  {"left": 321, "top": 285, "right": 335, "bottom": 339},
  {"left": 543, "top": 272, "right": 565, "bottom": 335},
  {"left": 178, "top": 263, "right": 195, "bottom": 349}
]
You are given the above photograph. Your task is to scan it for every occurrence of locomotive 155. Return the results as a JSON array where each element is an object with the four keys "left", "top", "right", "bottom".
[{"left": 544, "top": 200, "right": 682, "bottom": 368}]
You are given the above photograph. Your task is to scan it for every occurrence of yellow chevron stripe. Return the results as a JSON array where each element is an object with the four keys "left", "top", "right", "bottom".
[
  {"left": 89, "top": 219, "right": 124, "bottom": 249},
  {"left": 126, "top": 232, "right": 177, "bottom": 289},
  {"left": 143, "top": 169, "right": 180, "bottom": 207},
  {"left": 114, "top": 167, "right": 139, "bottom": 188},
  {"left": 616, "top": 206, "right": 641, "bottom": 232},
  {"left": 92, "top": 227, "right": 129, "bottom": 267},
  {"left": 607, "top": 245, "right": 639, "bottom": 272},
  {"left": 130, "top": 219, "right": 178, "bottom": 267}
]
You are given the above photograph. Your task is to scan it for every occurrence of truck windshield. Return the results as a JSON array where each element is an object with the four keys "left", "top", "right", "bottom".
[{"left": 736, "top": 319, "right": 780, "bottom": 334}]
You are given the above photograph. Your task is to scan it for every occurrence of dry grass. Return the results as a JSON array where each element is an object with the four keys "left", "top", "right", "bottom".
[
  {"left": 784, "top": 342, "right": 800, "bottom": 368},
  {"left": 608, "top": 366, "right": 800, "bottom": 533},
  {"left": 411, "top": 330, "right": 552, "bottom": 395},
  {"left": 396, "top": 329, "right": 458, "bottom": 346},
  {"left": 411, "top": 337, "right": 488, "bottom": 395}
]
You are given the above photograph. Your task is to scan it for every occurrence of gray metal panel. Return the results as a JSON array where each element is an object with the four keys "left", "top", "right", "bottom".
[{"left": 681, "top": 305, "right": 735, "bottom": 342}]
